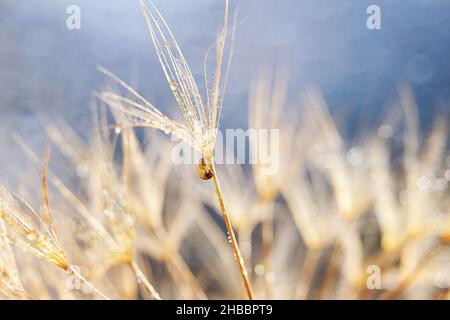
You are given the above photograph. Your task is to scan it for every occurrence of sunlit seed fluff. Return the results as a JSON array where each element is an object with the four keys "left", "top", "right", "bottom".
[{"left": 98, "top": 0, "right": 231, "bottom": 165}]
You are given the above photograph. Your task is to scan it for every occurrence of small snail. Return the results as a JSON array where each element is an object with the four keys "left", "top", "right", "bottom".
[{"left": 197, "top": 158, "right": 213, "bottom": 180}]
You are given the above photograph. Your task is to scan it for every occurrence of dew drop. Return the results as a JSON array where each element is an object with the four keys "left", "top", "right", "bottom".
[
  {"left": 169, "top": 82, "right": 178, "bottom": 91},
  {"left": 346, "top": 147, "right": 364, "bottom": 166},
  {"left": 255, "top": 264, "right": 265, "bottom": 276},
  {"left": 81, "top": 284, "right": 93, "bottom": 294},
  {"left": 76, "top": 165, "right": 89, "bottom": 178},
  {"left": 433, "top": 178, "right": 448, "bottom": 191},
  {"left": 377, "top": 124, "right": 393, "bottom": 139},
  {"left": 445, "top": 169, "right": 450, "bottom": 181},
  {"left": 25, "top": 231, "right": 39, "bottom": 242},
  {"left": 417, "top": 176, "right": 431, "bottom": 190}
]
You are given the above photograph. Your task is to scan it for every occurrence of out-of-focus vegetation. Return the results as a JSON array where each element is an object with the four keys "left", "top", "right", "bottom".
[{"left": 0, "top": 0, "right": 449, "bottom": 300}]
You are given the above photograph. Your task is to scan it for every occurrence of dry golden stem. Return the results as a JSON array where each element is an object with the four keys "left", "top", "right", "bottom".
[
  {"left": 210, "top": 159, "right": 254, "bottom": 300},
  {"left": 129, "top": 259, "right": 161, "bottom": 300}
]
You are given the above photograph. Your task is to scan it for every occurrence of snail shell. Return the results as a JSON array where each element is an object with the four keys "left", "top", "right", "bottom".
[{"left": 198, "top": 159, "right": 213, "bottom": 180}]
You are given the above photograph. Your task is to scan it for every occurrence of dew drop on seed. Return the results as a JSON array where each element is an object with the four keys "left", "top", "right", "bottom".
[
  {"left": 169, "top": 82, "right": 178, "bottom": 91},
  {"left": 25, "top": 231, "right": 39, "bottom": 242},
  {"left": 377, "top": 124, "right": 393, "bottom": 139}
]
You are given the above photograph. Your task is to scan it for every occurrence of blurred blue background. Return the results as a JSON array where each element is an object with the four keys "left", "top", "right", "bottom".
[{"left": 0, "top": 0, "right": 449, "bottom": 180}]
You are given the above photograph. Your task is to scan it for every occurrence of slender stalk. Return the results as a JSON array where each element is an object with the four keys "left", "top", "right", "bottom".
[
  {"left": 210, "top": 159, "right": 254, "bottom": 300},
  {"left": 129, "top": 259, "right": 161, "bottom": 300}
]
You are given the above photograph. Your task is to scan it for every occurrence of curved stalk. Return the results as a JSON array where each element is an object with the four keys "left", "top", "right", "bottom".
[{"left": 210, "top": 159, "right": 254, "bottom": 300}]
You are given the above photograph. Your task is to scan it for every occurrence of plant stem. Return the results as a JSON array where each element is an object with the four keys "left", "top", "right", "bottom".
[
  {"left": 129, "top": 259, "right": 161, "bottom": 300},
  {"left": 210, "top": 160, "right": 254, "bottom": 300}
]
